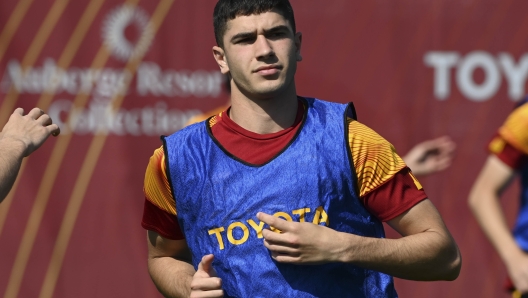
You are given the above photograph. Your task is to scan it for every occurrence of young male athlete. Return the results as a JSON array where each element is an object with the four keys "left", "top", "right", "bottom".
[
  {"left": 142, "top": 1, "right": 461, "bottom": 297},
  {"left": 0, "top": 108, "right": 60, "bottom": 203},
  {"left": 469, "top": 97, "right": 528, "bottom": 298}
]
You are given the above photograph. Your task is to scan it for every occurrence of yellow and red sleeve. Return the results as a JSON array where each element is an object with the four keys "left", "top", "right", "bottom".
[
  {"left": 141, "top": 116, "right": 223, "bottom": 239},
  {"left": 489, "top": 104, "right": 528, "bottom": 169},
  {"left": 141, "top": 146, "right": 184, "bottom": 240},
  {"left": 348, "top": 119, "right": 427, "bottom": 221}
]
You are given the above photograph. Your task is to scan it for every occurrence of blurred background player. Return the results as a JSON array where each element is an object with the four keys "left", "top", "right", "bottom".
[
  {"left": 0, "top": 108, "right": 60, "bottom": 203},
  {"left": 469, "top": 97, "right": 528, "bottom": 298}
]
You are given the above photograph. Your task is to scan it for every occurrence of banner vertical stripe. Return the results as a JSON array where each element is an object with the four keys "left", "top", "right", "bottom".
[
  {"left": 0, "top": 0, "right": 107, "bottom": 240},
  {"left": 0, "top": 0, "right": 35, "bottom": 64},
  {"left": 2, "top": 43, "right": 112, "bottom": 298},
  {"left": 38, "top": 1, "right": 174, "bottom": 297},
  {"left": 0, "top": 0, "right": 71, "bottom": 127},
  {"left": 1, "top": 1, "right": 114, "bottom": 297}
]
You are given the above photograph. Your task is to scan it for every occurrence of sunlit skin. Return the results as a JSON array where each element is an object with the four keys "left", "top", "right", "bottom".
[{"left": 212, "top": 11, "right": 303, "bottom": 134}]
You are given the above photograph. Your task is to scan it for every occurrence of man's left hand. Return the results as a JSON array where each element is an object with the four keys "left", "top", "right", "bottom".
[{"left": 257, "top": 212, "right": 343, "bottom": 265}]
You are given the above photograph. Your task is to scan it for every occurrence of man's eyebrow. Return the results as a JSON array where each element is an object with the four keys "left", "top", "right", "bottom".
[
  {"left": 263, "top": 25, "right": 291, "bottom": 34},
  {"left": 230, "top": 25, "right": 291, "bottom": 43},
  {"left": 230, "top": 31, "right": 256, "bottom": 43}
]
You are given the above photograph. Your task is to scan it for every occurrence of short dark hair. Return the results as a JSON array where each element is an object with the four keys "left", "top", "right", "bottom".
[{"left": 213, "top": 0, "right": 296, "bottom": 47}]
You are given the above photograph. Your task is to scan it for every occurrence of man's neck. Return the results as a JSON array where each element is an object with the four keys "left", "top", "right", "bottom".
[{"left": 228, "top": 85, "right": 299, "bottom": 134}]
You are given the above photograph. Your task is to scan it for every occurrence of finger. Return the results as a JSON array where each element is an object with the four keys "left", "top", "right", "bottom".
[
  {"left": 36, "top": 113, "right": 52, "bottom": 126},
  {"left": 13, "top": 108, "right": 24, "bottom": 116},
  {"left": 270, "top": 252, "right": 300, "bottom": 264},
  {"left": 257, "top": 212, "right": 290, "bottom": 232},
  {"left": 263, "top": 238, "right": 299, "bottom": 253},
  {"left": 27, "top": 107, "right": 44, "bottom": 119},
  {"left": 197, "top": 254, "right": 216, "bottom": 277},
  {"left": 189, "top": 289, "right": 224, "bottom": 298},
  {"left": 261, "top": 228, "right": 291, "bottom": 244},
  {"left": 46, "top": 124, "right": 61, "bottom": 137},
  {"left": 190, "top": 277, "right": 222, "bottom": 291}
]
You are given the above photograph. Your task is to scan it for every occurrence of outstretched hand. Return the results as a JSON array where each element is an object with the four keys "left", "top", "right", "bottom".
[
  {"left": 257, "top": 212, "right": 343, "bottom": 265},
  {"left": 402, "top": 136, "right": 456, "bottom": 177},
  {"left": 190, "top": 254, "right": 223, "bottom": 297},
  {"left": 1, "top": 108, "right": 60, "bottom": 157}
]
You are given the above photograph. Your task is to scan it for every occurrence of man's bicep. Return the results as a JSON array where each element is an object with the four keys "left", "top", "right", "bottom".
[
  {"left": 147, "top": 230, "right": 191, "bottom": 262},
  {"left": 386, "top": 199, "right": 448, "bottom": 237}
]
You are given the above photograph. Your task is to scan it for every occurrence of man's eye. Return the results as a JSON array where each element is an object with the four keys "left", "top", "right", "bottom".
[
  {"left": 268, "top": 32, "right": 285, "bottom": 39},
  {"left": 237, "top": 38, "right": 253, "bottom": 44}
]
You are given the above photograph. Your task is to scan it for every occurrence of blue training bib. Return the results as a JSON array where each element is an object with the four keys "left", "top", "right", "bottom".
[{"left": 163, "top": 97, "right": 397, "bottom": 298}]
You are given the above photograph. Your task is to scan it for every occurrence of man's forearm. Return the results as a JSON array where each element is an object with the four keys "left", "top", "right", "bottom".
[
  {"left": 336, "top": 229, "right": 461, "bottom": 281},
  {"left": 148, "top": 257, "right": 195, "bottom": 298},
  {"left": 469, "top": 190, "right": 522, "bottom": 265},
  {"left": 0, "top": 138, "right": 26, "bottom": 202}
]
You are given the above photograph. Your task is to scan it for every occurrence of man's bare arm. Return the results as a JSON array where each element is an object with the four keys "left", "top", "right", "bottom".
[
  {"left": 468, "top": 155, "right": 528, "bottom": 292},
  {"left": 259, "top": 199, "right": 461, "bottom": 281},
  {"left": 0, "top": 108, "right": 60, "bottom": 202},
  {"left": 147, "top": 230, "right": 223, "bottom": 298},
  {"left": 0, "top": 134, "right": 26, "bottom": 202}
]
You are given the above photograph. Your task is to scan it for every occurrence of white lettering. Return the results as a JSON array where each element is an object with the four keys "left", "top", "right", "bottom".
[
  {"left": 456, "top": 51, "right": 500, "bottom": 102},
  {"left": 423, "top": 52, "right": 459, "bottom": 100},
  {"left": 136, "top": 62, "right": 223, "bottom": 98},
  {"left": 0, "top": 59, "right": 222, "bottom": 99},
  {"left": 48, "top": 99, "right": 200, "bottom": 136},
  {"left": 425, "top": 51, "right": 528, "bottom": 101},
  {"left": 498, "top": 53, "right": 528, "bottom": 100}
]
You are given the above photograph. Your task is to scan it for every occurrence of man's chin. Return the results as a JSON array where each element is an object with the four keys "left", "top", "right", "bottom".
[{"left": 252, "top": 87, "right": 285, "bottom": 99}]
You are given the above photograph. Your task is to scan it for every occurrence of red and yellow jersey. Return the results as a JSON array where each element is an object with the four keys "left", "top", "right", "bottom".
[
  {"left": 489, "top": 102, "right": 528, "bottom": 169},
  {"left": 142, "top": 103, "right": 427, "bottom": 240},
  {"left": 348, "top": 119, "right": 425, "bottom": 221}
]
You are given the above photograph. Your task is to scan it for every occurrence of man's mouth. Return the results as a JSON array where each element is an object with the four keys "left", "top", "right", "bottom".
[{"left": 254, "top": 65, "right": 282, "bottom": 75}]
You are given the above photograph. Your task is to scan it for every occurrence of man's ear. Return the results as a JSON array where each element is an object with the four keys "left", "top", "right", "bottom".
[
  {"left": 212, "top": 46, "right": 230, "bottom": 74},
  {"left": 294, "top": 32, "right": 303, "bottom": 62}
]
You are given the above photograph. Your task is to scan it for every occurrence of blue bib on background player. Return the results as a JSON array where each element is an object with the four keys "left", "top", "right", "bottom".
[
  {"left": 515, "top": 165, "right": 528, "bottom": 250},
  {"left": 163, "top": 97, "right": 397, "bottom": 298},
  {"left": 512, "top": 98, "right": 528, "bottom": 250}
]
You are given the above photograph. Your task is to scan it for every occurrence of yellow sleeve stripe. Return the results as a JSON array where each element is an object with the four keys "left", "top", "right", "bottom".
[
  {"left": 499, "top": 103, "right": 528, "bottom": 155},
  {"left": 209, "top": 115, "right": 219, "bottom": 127},
  {"left": 348, "top": 119, "right": 406, "bottom": 197},
  {"left": 143, "top": 146, "right": 177, "bottom": 215},
  {"left": 409, "top": 172, "right": 423, "bottom": 190},
  {"left": 489, "top": 136, "right": 507, "bottom": 154}
]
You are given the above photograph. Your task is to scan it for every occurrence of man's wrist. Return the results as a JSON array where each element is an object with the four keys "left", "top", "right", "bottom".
[
  {"left": 335, "top": 232, "right": 367, "bottom": 264},
  {"left": 502, "top": 244, "right": 525, "bottom": 266},
  {"left": 0, "top": 136, "right": 28, "bottom": 157}
]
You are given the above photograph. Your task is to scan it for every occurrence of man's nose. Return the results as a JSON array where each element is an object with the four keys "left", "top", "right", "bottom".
[{"left": 255, "top": 35, "right": 275, "bottom": 59}]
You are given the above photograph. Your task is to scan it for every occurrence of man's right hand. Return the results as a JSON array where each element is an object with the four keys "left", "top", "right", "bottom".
[
  {"left": 1, "top": 107, "right": 60, "bottom": 157},
  {"left": 506, "top": 251, "right": 528, "bottom": 294},
  {"left": 190, "top": 254, "right": 223, "bottom": 298}
]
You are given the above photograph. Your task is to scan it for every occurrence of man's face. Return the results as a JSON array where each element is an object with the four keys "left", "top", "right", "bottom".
[{"left": 213, "top": 11, "right": 302, "bottom": 99}]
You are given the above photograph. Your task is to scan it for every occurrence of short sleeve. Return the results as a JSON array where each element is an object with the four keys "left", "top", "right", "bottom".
[
  {"left": 141, "top": 146, "right": 184, "bottom": 240},
  {"left": 347, "top": 119, "right": 428, "bottom": 221},
  {"left": 497, "top": 103, "right": 528, "bottom": 155},
  {"left": 347, "top": 119, "right": 407, "bottom": 197}
]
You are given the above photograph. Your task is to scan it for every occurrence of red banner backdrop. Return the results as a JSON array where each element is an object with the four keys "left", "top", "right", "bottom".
[{"left": 0, "top": 0, "right": 526, "bottom": 297}]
